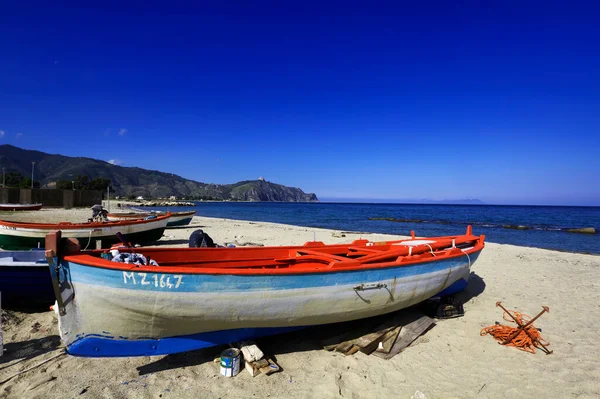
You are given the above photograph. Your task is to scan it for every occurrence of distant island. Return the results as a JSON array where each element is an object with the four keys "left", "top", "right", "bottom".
[{"left": 0, "top": 145, "right": 318, "bottom": 202}]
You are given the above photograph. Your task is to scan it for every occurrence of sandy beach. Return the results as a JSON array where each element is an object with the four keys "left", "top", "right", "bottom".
[{"left": 1, "top": 207, "right": 599, "bottom": 398}]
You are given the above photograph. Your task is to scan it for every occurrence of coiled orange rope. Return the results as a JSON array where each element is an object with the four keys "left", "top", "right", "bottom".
[{"left": 480, "top": 309, "right": 551, "bottom": 354}]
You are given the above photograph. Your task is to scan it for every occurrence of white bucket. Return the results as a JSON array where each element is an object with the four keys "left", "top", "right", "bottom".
[{"left": 219, "top": 348, "right": 241, "bottom": 377}]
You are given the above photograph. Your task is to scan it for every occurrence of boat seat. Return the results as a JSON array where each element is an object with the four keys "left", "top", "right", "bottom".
[
  {"left": 276, "top": 249, "right": 361, "bottom": 268},
  {"left": 347, "top": 246, "right": 384, "bottom": 253}
]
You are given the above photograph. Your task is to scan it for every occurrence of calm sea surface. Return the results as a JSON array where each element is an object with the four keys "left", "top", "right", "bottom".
[{"left": 146, "top": 202, "right": 600, "bottom": 254}]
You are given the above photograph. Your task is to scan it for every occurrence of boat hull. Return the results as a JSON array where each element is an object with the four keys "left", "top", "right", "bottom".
[
  {"left": 0, "top": 250, "right": 54, "bottom": 307},
  {"left": 0, "top": 217, "right": 169, "bottom": 250},
  {"left": 54, "top": 250, "right": 480, "bottom": 357},
  {"left": 166, "top": 212, "right": 195, "bottom": 227},
  {"left": 106, "top": 211, "right": 195, "bottom": 227},
  {"left": 106, "top": 213, "right": 149, "bottom": 221},
  {"left": 0, "top": 203, "right": 43, "bottom": 211}
]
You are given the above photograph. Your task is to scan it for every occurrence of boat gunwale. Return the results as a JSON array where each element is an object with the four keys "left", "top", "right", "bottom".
[
  {"left": 167, "top": 210, "right": 197, "bottom": 217},
  {"left": 62, "top": 235, "right": 485, "bottom": 276},
  {"left": 0, "top": 213, "right": 171, "bottom": 230},
  {"left": 107, "top": 210, "right": 196, "bottom": 218}
]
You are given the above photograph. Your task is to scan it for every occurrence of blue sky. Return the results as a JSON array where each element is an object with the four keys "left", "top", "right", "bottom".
[{"left": 1, "top": 1, "right": 599, "bottom": 205}]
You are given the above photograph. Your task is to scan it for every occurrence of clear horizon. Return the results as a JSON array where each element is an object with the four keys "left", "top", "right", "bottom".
[
  {"left": 319, "top": 197, "right": 600, "bottom": 207},
  {"left": 1, "top": 2, "right": 599, "bottom": 206}
]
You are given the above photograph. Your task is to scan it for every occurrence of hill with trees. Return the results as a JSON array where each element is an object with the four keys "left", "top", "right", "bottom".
[{"left": 0, "top": 145, "right": 318, "bottom": 202}]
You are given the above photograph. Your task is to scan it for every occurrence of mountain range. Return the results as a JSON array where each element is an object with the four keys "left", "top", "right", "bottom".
[{"left": 0, "top": 145, "right": 318, "bottom": 202}]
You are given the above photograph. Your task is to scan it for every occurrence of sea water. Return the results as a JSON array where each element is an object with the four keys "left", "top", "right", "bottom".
[{"left": 147, "top": 202, "right": 600, "bottom": 254}]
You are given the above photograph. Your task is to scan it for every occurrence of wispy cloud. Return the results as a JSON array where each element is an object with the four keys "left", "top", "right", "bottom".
[
  {"left": 108, "top": 159, "right": 123, "bottom": 166},
  {"left": 0, "top": 130, "right": 4, "bottom": 138},
  {"left": 16, "top": 133, "right": 23, "bottom": 139},
  {"left": 118, "top": 128, "right": 127, "bottom": 136}
]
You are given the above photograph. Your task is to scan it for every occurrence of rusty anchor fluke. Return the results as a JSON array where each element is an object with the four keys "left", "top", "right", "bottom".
[{"left": 481, "top": 302, "right": 553, "bottom": 355}]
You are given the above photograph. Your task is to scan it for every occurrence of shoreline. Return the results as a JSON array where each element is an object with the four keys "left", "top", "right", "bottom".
[
  {"left": 0, "top": 207, "right": 598, "bottom": 256},
  {"left": 109, "top": 201, "right": 600, "bottom": 255},
  {"left": 1, "top": 209, "right": 600, "bottom": 398}
]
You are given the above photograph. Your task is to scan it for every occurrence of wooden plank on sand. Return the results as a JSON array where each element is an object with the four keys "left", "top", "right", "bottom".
[
  {"left": 353, "top": 308, "right": 427, "bottom": 355},
  {"left": 321, "top": 321, "right": 374, "bottom": 350},
  {"left": 323, "top": 308, "right": 432, "bottom": 356},
  {"left": 344, "top": 345, "right": 361, "bottom": 356},
  {"left": 328, "top": 325, "right": 394, "bottom": 354},
  {"left": 375, "top": 326, "right": 402, "bottom": 354},
  {"left": 372, "top": 314, "right": 434, "bottom": 360},
  {"left": 356, "top": 326, "right": 397, "bottom": 355},
  {"left": 334, "top": 341, "right": 355, "bottom": 354}
]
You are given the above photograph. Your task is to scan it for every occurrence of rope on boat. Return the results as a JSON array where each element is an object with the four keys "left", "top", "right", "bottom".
[
  {"left": 425, "top": 244, "right": 436, "bottom": 256},
  {"left": 82, "top": 229, "right": 94, "bottom": 251},
  {"left": 480, "top": 310, "right": 551, "bottom": 354},
  {"left": 460, "top": 248, "right": 471, "bottom": 269}
]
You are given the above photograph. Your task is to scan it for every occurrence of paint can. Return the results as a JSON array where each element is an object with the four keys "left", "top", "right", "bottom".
[{"left": 219, "top": 348, "right": 240, "bottom": 377}]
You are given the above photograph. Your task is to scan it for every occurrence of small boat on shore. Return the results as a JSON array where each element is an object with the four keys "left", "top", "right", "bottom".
[
  {"left": 0, "top": 213, "right": 171, "bottom": 250},
  {"left": 164, "top": 211, "right": 196, "bottom": 227},
  {"left": 0, "top": 250, "right": 54, "bottom": 307},
  {"left": 46, "top": 226, "right": 485, "bottom": 357},
  {"left": 0, "top": 203, "right": 43, "bottom": 211},
  {"left": 107, "top": 210, "right": 196, "bottom": 227}
]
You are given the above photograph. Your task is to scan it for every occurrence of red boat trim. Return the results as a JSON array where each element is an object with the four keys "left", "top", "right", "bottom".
[
  {"left": 63, "top": 233, "right": 485, "bottom": 276},
  {"left": 0, "top": 213, "right": 171, "bottom": 229}
]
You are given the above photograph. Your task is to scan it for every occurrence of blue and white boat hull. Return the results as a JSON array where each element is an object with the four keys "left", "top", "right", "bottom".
[{"left": 53, "top": 251, "right": 479, "bottom": 357}]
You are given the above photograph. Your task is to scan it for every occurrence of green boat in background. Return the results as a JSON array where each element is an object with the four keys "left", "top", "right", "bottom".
[
  {"left": 106, "top": 210, "right": 196, "bottom": 227},
  {"left": 0, "top": 213, "right": 170, "bottom": 250}
]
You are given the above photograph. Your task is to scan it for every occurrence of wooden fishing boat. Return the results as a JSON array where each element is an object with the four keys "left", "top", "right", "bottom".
[
  {"left": 46, "top": 226, "right": 485, "bottom": 357},
  {"left": 0, "top": 213, "right": 170, "bottom": 250},
  {"left": 164, "top": 211, "right": 196, "bottom": 227},
  {"left": 0, "top": 203, "right": 43, "bottom": 211},
  {"left": 107, "top": 210, "right": 196, "bottom": 227},
  {"left": 0, "top": 250, "right": 54, "bottom": 307}
]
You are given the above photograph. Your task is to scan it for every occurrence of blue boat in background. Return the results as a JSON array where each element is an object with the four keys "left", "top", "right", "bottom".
[{"left": 0, "top": 250, "right": 54, "bottom": 307}]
